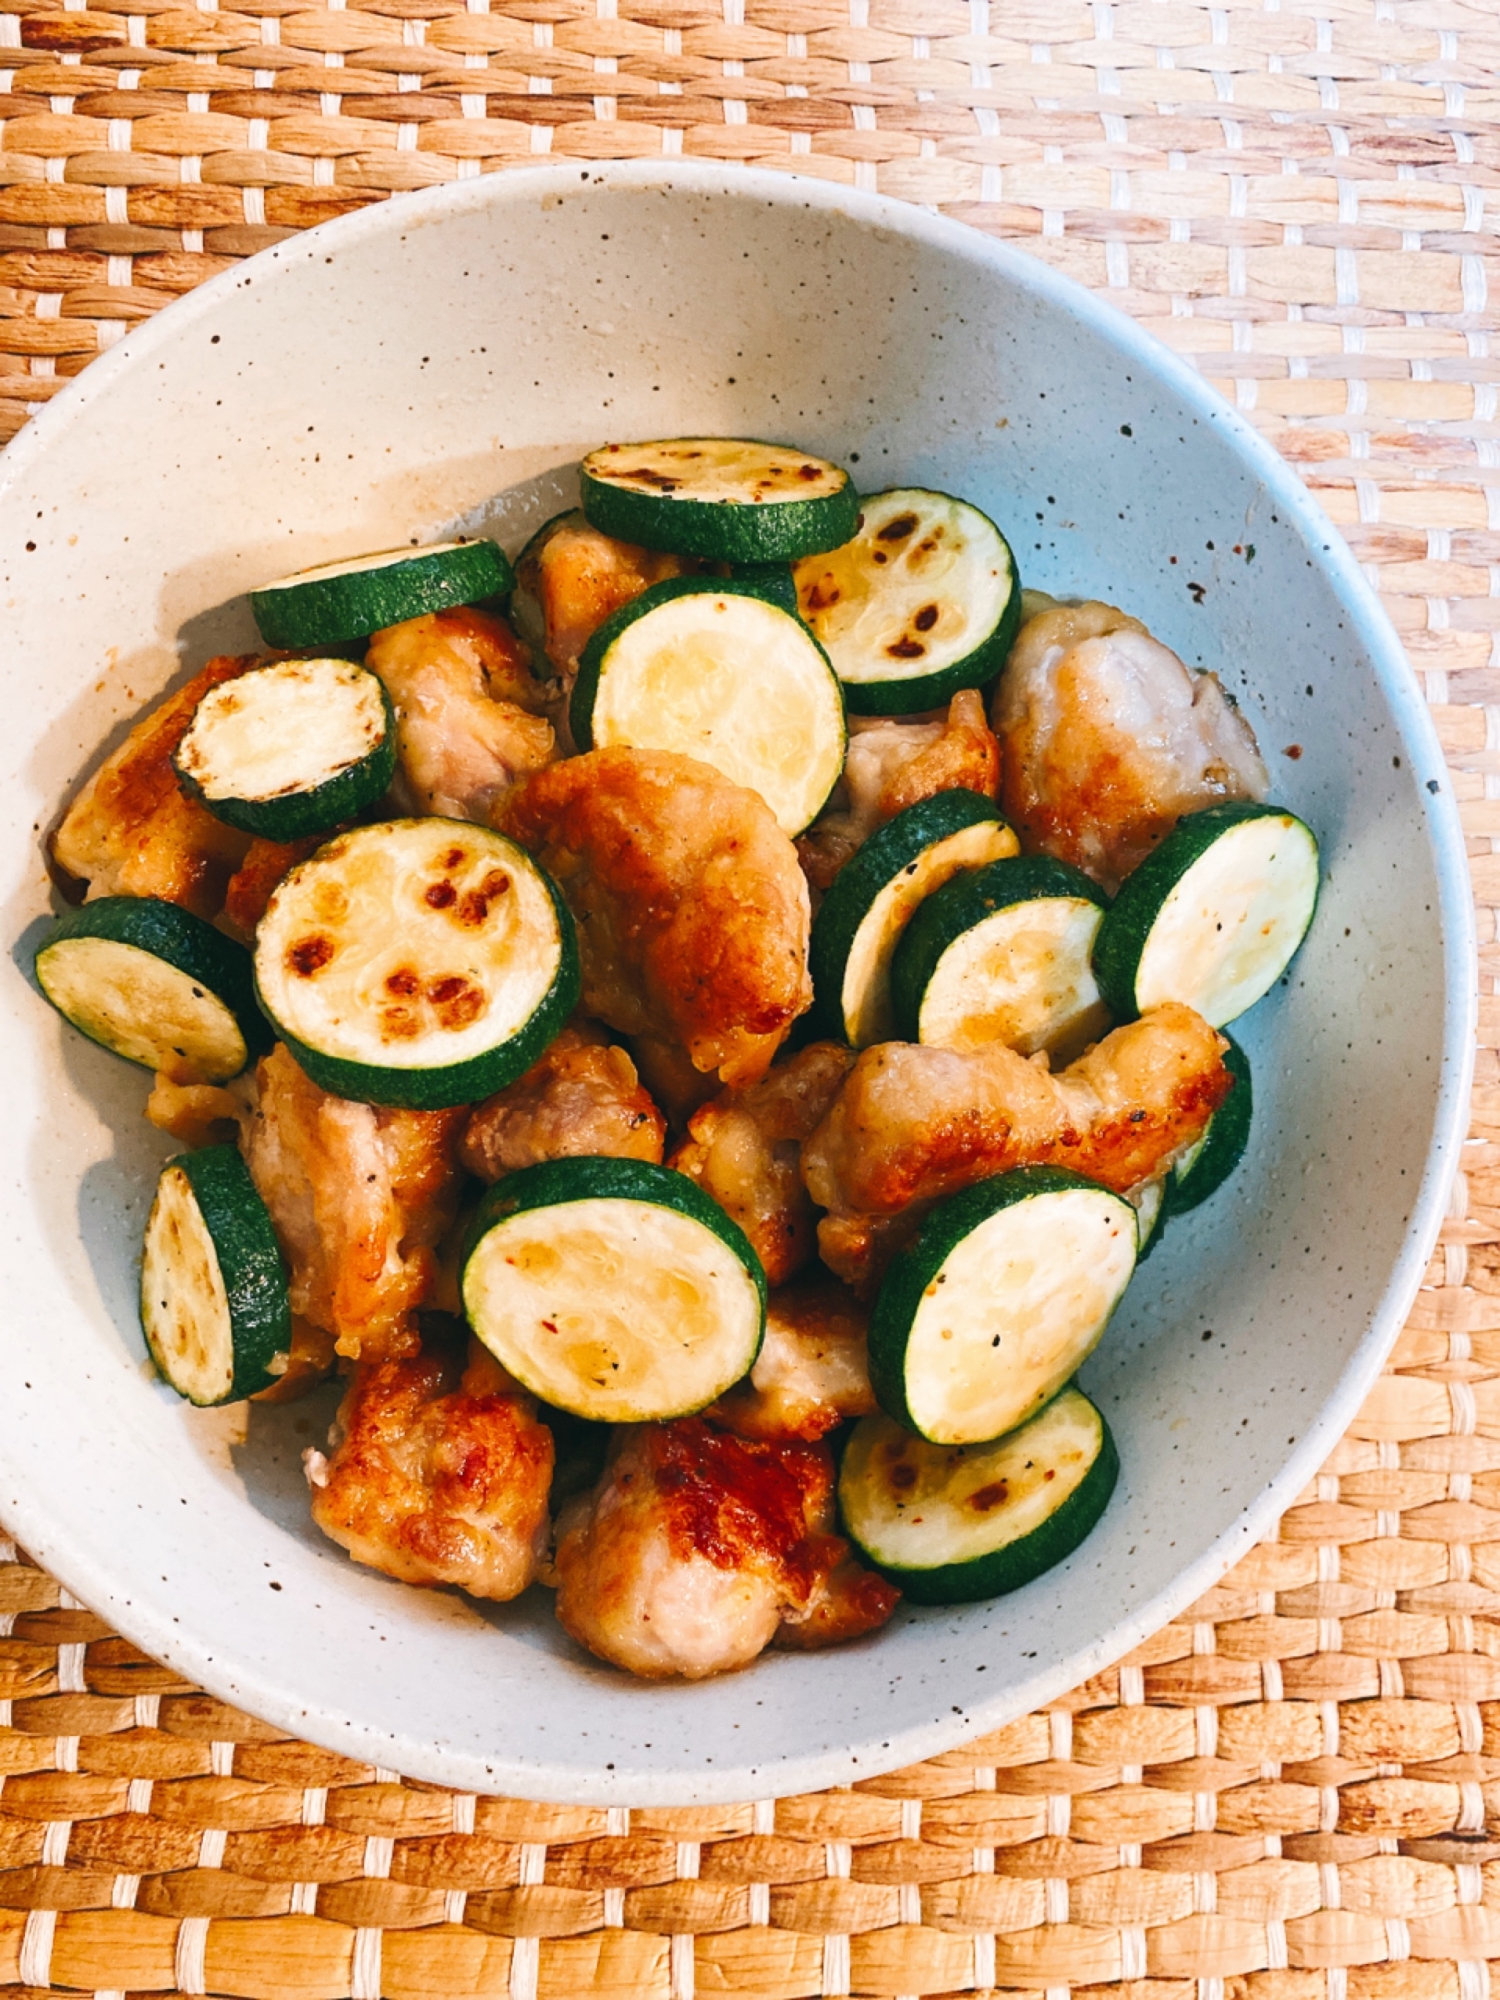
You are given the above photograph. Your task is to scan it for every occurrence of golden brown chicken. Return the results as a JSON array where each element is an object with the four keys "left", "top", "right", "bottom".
[
  {"left": 706, "top": 1277, "right": 875, "bottom": 1443},
  {"left": 994, "top": 600, "right": 1268, "bottom": 892},
  {"left": 306, "top": 1335, "right": 553, "bottom": 1599},
  {"left": 460, "top": 1023, "right": 666, "bottom": 1180},
  {"left": 803, "top": 1001, "right": 1233, "bottom": 1292},
  {"left": 51, "top": 655, "right": 255, "bottom": 916},
  {"left": 516, "top": 510, "right": 694, "bottom": 685},
  {"left": 668, "top": 1042, "right": 853, "bottom": 1286},
  {"left": 503, "top": 747, "right": 812, "bottom": 1089},
  {"left": 552, "top": 1418, "right": 895, "bottom": 1679},
  {"left": 223, "top": 833, "right": 324, "bottom": 938},
  {"left": 365, "top": 606, "right": 555, "bottom": 823},
  {"left": 240, "top": 1044, "right": 466, "bottom": 1362},
  {"left": 796, "top": 689, "right": 1000, "bottom": 892}
]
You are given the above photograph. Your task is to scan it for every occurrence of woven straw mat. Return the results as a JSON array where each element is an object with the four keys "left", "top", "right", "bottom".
[{"left": 2, "top": 1, "right": 1498, "bottom": 1995}]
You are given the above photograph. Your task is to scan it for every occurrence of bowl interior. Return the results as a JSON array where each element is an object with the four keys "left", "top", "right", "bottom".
[{"left": 0, "top": 163, "right": 1471, "bottom": 1803}]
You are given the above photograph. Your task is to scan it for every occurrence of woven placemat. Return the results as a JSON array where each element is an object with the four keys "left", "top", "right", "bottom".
[{"left": 2, "top": 3, "right": 1497, "bottom": 1995}]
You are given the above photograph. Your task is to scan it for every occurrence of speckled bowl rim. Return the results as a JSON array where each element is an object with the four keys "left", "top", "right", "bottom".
[{"left": 0, "top": 160, "right": 1477, "bottom": 1802}]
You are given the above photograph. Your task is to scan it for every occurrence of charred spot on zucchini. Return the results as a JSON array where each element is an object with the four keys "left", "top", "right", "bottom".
[
  {"left": 141, "top": 1144, "right": 291, "bottom": 1406},
  {"left": 35, "top": 896, "right": 268, "bottom": 1083},
  {"left": 838, "top": 1388, "right": 1118, "bottom": 1604},
  {"left": 462, "top": 1156, "right": 766, "bottom": 1424},
  {"left": 890, "top": 853, "right": 1110, "bottom": 1061},
  {"left": 173, "top": 657, "right": 396, "bottom": 842},
  {"left": 250, "top": 540, "right": 514, "bottom": 651},
  {"left": 254, "top": 818, "right": 578, "bottom": 1110},
  {"left": 580, "top": 439, "right": 858, "bottom": 564},
  {"left": 1165, "top": 1031, "right": 1252, "bottom": 1216},
  {"left": 809, "top": 789, "right": 1018, "bottom": 1048},
  {"left": 869, "top": 1166, "right": 1137, "bottom": 1446},
  {"left": 1093, "top": 802, "right": 1319, "bottom": 1027},
  {"left": 795, "top": 488, "right": 1022, "bottom": 716}
]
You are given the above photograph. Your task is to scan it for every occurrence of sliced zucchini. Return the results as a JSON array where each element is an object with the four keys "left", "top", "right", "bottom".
[
  {"left": 809, "top": 790, "right": 1018, "bottom": 1048},
  {"left": 726, "top": 561, "right": 798, "bottom": 615},
  {"left": 571, "top": 577, "right": 846, "bottom": 838},
  {"left": 141, "top": 1144, "right": 291, "bottom": 1406},
  {"left": 250, "top": 540, "right": 514, "bottom": 650},
  {"left": 462, "top": 1156, "right": 766, "bottom": 1424},
  {"left": 869, "top": 1166, "right": 1137, "bottom": 1446},
  {"left": 580, "top": 439, "right": 858, "bottom": 564},
  {"left": 1130, "top": 1176, "right": 1166, "bottom": 1262},
  {"left": 173, "top": 657, "right": 396, "bottom": 841},
  {"left": 1093, "top": 803, "right": 1319, "bottom": 1027},
  {"left": 838, "top": 1388, "right": 1118, "bottom": 1605},
  {"left": 35, "top": 896, "right": 267, "bottom": 1083},
  {"left": 794, "top": 488, "right": 1022, "bottom": 716},
  {"left": 1165, "top": 1031, "right": 1252, "bottom": 1216},
  {"left": 891, "top": 853, "right": 1110, "bottom": 1061},
  {"left": 254, "top": 818, "right": 578, "bottom": 1110}
]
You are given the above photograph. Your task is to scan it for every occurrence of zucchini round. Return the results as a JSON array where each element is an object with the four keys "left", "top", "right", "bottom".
[
  {"left": 462, "top": 1156, "right": 766, "bottom": 1424},
  {"left": 809, "top": 790, "right": 1018, "bottom": 1048},
  {"left": 141, "top": 1144, "right": 291, "bottom": 1406},
  {"left": 726, "top": 561, "right": 798, "bottom": 615},
  {"left": 869, "top": 1166, "right": 1138, "bottom": 1446},
  {"left": 250, "top": 539, "right": 514, "bottom": 650},
  {"left": 571, "top": 577, "right": 847, "bottom": 838},
  {"left": 1164, "top": 1031, "right": 1252, "bottom": 1216},
  {"left": 1093, "top": 803, "right": 1319, "bottom": 1027},
  {"left": 1131, "top": 1176, "right": 1167, "bottom": 1262},
  {"left": 35, "top": 896, "right": 268, "bottom": 1083},
  {"left": 254, "top": 818, "right": 578, "bottom": 1110},
  {"left": 794, "top": 488, "right": 1022, "bottom": 716},
  {"left": 173, "top": 657, "right": 396, "bottom": 841},
  {"left": 890, "top": 853, "right": 1110, "bottom": 1060},
  {"left": 838, "top": 1388, "right": 1118, "bottom": 1605},
  {"left": 580, "top": 439, "right": 858, "bottom": 563}
]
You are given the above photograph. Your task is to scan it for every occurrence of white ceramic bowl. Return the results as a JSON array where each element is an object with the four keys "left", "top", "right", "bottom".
[{"left": 0, "top": 163, "right": 1474, "bottom": 1804}]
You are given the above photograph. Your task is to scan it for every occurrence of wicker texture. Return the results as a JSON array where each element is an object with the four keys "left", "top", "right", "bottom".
[{"left": 2, "top": 0, "right": 1498, "bottom": 1993}]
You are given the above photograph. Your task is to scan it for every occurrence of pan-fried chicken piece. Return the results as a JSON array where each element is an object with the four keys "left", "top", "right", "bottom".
[
  {"left": 774, "top": 1551, "right": 900, "bottom": 1652},
  {"left": 994, "top": 600, "right": 1267, "bottom": 892},
  {"left": 503, "top": 748, "right": 812, "bottom": 1088},
  {"left": 668, "top": 1043, "right": 853, "bottom": 1285},
  {"left": 365, "top": 606, "right": 555, "bottom": 823},
  {"left": 241, "top": 1044, "right": 465, "bottom": 1362},
  {"left": 516, "top": 510, "right": 694, "bottom": 685},
  {"left": 552, "top": 1418, "right": 894, "bottom": 1679},
  {"left": 804, "top": 1001, "right": 1232, "bottom": 1292},
  {"left": 223, "top": 833, "right": 324, "bottom": 938},
  {"left": 306, "top": 1336, "right": 553, "bottom": 1598},
  {"left": 146, "top": 1071, "right": 250, "bottom": 1149},
  {"left": 797, "top": 690, "right": 1000, "bottom": 892},
  {"left": 707, "top": 1277, "right": 875, "bottom": 1442},
  {"left": 460, "top": 1024, "right": 666, "bottom": 1179},
  {"left": 51, "top": 655, "right": 255, "bottom": 916}
]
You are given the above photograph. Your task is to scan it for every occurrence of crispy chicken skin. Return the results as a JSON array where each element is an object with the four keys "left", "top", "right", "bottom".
[
  {"left": 460, "top": 1023, "right": 666, "bottom": 1180},
  {"left": 51, "top": 655, "right": 255, "bottom": 916},
  {"left": 804, "top": 1001, "right": 1233, "bottom": 1292},
  {"left": 552, "top": 1419, "right": 894, "bottom": 1678},
  {"left": 503, "top": 747, "right": 813, "bottom": 1088},
  {"left": 223, "top": 833, "right": 324, "bottom": 938},
  {"left": 668, "top": 1042, "right": 853, "bottom": 1285},
  {"left": 365, "top": 606, "right": 555, "bottom": 823},
  {"left": 797, "top": 690, "right": 1000, "bottom": 892},
  {"left": 994, "top": 601, "right": 1268, "bottom": 892},
  {"left": 306, "top": 1337, "right": 553, "bottom": 1598},
  {"left": 707, "top": 1277, "right": 875, "bottom": 1442},
  {"left": 241, "top": 1044, "right": 466, "bottom": 1362},
  {"left": 517, "top": 510, "right": 694, "bottom": 685}
]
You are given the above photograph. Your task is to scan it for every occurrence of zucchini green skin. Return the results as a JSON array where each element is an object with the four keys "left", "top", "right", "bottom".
[
  {"left": 808, "top": 789, "right": 1011, "bottom": 1041},
  {"left": 142, "top": 1144, "right": 292, "bottom": 1406},
  {"left": 845, "top": 1402, "right": 1120, "bottom": 1605},
  {"left": 570, "top": 573, "right": 831, "bottom": 754},
  {"left": 1164, "top": 1032, "right": 1252, "bottom": 1217},
  {"left": 889, "top": 853, "right": 1108, "bottom": 1045},
  {"left": 581, "top": 445, "right": 859, "bottom": 564},
  {"left": 173, "top": 674, "right": 398, "bottom": 843},
  {"left": 250, "top": 540, "right": 515, "bottom": 650},
  {"left": 1092, "top": 801, "right": 1320, "bottom": 1021},
  {"left": 726, "top": 562, "right": 799, "bottom": 615},
  {"left": 35, "top": 896, "right": 270, "bottom": 1077},
  {"left": 868, "top": 1165, "right": 1130, "bottom": 1439}
]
